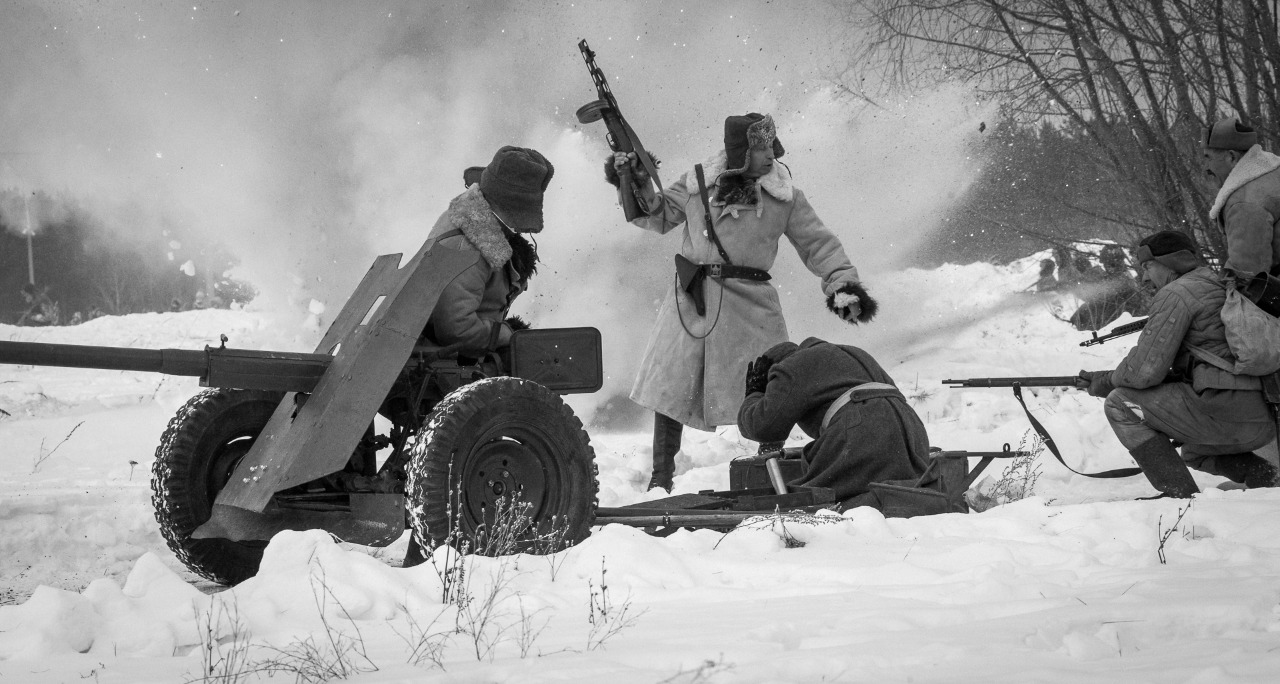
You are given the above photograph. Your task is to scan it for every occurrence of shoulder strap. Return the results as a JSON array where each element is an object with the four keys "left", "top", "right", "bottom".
[
  {"left": 432, "top": 228, "right": 464, "bottom": 244},
  {"left": 694, "top": 164, "right": 734, "bottom": 266}
]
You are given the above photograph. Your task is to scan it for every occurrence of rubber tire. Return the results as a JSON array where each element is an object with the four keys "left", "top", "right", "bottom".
[
  {"left": 151, "top": 388, "right": 284, "bottom": 585},
  {"left": 407, "top": 377, "right": 598, "bottom": 555}
]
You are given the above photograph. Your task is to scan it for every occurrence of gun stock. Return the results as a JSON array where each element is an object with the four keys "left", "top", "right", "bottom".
[{"left": 576, "top": 39, "right": 661, "bottom": 222}]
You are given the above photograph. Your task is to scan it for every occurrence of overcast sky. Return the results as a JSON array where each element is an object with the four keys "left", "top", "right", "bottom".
[{"left": 0, "top": 1, "right": 987, "bottom": 379}]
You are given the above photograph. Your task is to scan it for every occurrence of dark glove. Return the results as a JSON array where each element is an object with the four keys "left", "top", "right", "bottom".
[
  {"left": 1077, "top": 370, "right": 1115, "bottom": 398},
  {"left": 825, "top": 281, "right": 879, "bottom": 324},
  {"left": 745, "top": 354, "right": 774, "bottom": 396}
]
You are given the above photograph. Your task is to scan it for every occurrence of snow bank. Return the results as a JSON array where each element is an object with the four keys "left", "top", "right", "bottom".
[{"left": 5, "top": 258, "right": 1280, "bottom": 682}]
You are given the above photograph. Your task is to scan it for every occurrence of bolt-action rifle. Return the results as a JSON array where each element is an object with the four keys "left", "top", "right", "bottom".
[
  {"left": 943, "top": 376, "right": 1083, "bottom": 389},
  {"left": 576, "top": 39, "right": 663, "bottom": 221},
  {"left": 943, "top": 375, "right": 1141, "bottom": 479},
  {"left": 1080, "top": 317, "right": 1147, "bottom": 347}
]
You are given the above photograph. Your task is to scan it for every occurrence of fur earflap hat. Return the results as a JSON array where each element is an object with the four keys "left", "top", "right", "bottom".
[
  {"left": 463, "top": 166, "right": 484, "bottom": 188},
  {"left": 480, "top": 146, "right": 554, "bottom": 234},
  {"left": 1205, "top": 117, "right": 1259, "bottom": 152},
  {"left": 1135, "top": 230, "right": 1201, "bottom": 275},
  {"left": 723, "top": 113, "right": 785, "bottom": 177}
]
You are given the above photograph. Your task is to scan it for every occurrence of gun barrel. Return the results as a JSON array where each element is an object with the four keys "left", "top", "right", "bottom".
[
  {"left": 0, "top": 340, "right": 333, "bottom": 393},
  {"left": 943, "top": 376, "right": 1080, "bottom": 388},
  {"left": 0, "top": 340, "right": 208, "bottom": 376}
]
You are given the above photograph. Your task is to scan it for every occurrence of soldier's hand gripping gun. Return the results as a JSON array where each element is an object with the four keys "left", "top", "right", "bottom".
[
  {"left": 576, "top": 39, "right": 663, "bottom": 221},
  {"left": 1080, "top": 317, "right": 1147, "bottom": 347}
]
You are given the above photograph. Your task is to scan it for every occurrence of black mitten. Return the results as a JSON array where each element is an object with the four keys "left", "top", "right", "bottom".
[
  {"left": 744, "top": 354, "right": 774, "bottom": 396},
  {"left": 825, "top": 281, "right": 879, "bottom": 324}
]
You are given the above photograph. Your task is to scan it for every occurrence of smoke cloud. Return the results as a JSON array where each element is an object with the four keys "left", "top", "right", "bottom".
[{"left": 0, "top": 1, "right": 991, "bottom": 417}]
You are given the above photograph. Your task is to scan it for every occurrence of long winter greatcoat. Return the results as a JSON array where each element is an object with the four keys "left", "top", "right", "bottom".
[
  {"left": 1210, "top": 145, "right": 1280, "bottom": 277},
  {"left": 627, "top": 151, "right": 861, "bottom": 431},
  {"left": 737, "top": 338, "right": 932, "bottom": 506},
  {"left": 422, "top": 185, "right": 528, "bottom": 357}
]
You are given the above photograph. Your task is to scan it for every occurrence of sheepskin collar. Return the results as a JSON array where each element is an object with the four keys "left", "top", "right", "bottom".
[
  {"left": 695, "top": 149, "right": 793, "bottom": 205},
  {"left": 448, "top": 185, "right": 512, "bottom": 269},
  {"left": 1210, "top": 145, "right": 1280, "bottom": 221}
]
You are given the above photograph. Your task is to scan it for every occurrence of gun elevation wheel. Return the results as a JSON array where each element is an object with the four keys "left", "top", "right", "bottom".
[
  {"left": 407, "top": 377, "right": 598, "bottom": 555},
  {"left": 151, "top": 388, "right": 283, "bottom": 585}
]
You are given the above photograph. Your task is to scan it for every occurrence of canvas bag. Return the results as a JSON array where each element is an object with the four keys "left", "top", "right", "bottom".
[{"left": 1188, "top": 288, "right": 1280, "bottom": 376}]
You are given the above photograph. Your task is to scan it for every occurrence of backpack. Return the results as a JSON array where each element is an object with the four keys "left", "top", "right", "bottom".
[{"left": 1188, "top": 287, "right": 1280, "bottom": 376}]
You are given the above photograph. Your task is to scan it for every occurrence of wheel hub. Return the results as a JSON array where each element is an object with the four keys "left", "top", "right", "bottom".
[{"left": 462, "top": 433, "right": 552, "bottom": 528}]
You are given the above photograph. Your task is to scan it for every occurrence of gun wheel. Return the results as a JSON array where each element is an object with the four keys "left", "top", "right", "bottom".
[
  {"left": 407, "top": 377, "right": 598, "bottom": 556},
  {"left": 151, "top": 388, "right": 283, "bottom": 585}
]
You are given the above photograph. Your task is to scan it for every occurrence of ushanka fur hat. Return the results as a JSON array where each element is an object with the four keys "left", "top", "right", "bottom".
[
  {"left": 480, "top": 146, "right": 554, "bottom": 234},
  {"left": 723, "top": 113, "right": 785, "bottom": 177},
  {"left": 1205, "top": 117, "right": 1259, "bottom": 152},
  {"left": 1135, "top": 230, "right": 1201, "bottom": 275}
]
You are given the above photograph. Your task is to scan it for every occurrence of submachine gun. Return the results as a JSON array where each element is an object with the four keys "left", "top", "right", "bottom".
[{"left": 576, "top": 38, "right": 663, "bottom": 221}]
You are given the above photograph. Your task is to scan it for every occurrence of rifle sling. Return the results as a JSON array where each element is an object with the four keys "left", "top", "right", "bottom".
[
  {"left": 1011, "top": 384, "right": 1142, "bottom": 479},
  {"left": 694, "top": 164, "right": 734, "bottom": 267}
]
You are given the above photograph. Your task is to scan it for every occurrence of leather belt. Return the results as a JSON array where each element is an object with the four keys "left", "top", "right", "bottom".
[
  {"left": 702, "top": 263, "right": 771, "bottom": 281},
  {"left": 820, "top": 382, "right": 901, "bottom": 434}
]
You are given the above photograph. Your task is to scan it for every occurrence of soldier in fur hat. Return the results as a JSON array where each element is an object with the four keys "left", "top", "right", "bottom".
[
  {"left": 605, "top": 112, "right": 875, "bottom": 492},
  {"left": 1078, "top": 230, "right": 1277, "bottom": 497},
  {"left": 1203, "top": 117, "right": 1280, "bottom": 280},
  {"left": 421, "top": 146, "right": 551, "bottom": 361}
]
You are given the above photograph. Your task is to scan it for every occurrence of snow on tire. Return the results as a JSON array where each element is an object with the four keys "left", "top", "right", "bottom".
[
  {"left": 406, "top": 377, "right": 598, "bottom": 555},
  {"left": 150, "top": 388, "right": 283, "bottom": 585}
]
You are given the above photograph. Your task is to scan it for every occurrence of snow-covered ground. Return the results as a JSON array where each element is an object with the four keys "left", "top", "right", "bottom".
[{"left": 4, "top": 257, "right": 1280, "bottom": 683}]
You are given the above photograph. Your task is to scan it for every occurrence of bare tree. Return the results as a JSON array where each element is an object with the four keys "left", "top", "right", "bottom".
[{"left": 840, "top": 0, "right": 1280, "bottom": 259}]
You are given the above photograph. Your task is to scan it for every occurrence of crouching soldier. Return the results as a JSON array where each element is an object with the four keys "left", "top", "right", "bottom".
[
  {"left": 1079, "top": 230, "right": 1278, "bottom": 497},
  {"left": 421, "top": 146, "right": 550, "bottom": 367},
  {"left": 737, "top": 337, "right": 932, "bottom": 508}
]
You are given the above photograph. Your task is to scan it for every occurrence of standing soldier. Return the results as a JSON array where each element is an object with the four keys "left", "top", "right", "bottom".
[
  {"left": 1203, "top": 117, "right": 1280, "bottom": 280},
  {"left": 606, "top": 113, "right": 876, "bottom": 491}
]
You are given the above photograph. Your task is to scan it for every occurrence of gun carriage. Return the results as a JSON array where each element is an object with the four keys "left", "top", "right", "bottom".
[{"left": 0, "top": 230, "right": 858, "bottom": 585}]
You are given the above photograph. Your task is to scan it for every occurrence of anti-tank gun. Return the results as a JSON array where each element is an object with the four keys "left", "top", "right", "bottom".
[{"left": 0, "top": 236, "right": 605, "bottom": 585}]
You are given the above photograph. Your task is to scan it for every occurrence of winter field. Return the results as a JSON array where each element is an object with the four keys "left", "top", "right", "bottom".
[{"left": 4, "top": 256, "right": 1280, "bottom": 684}]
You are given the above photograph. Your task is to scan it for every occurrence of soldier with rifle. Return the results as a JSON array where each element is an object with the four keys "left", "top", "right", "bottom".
[
  {"left": 952, "top": 231, "right": 1277, "bottom": 496},
  {"left": 1078, "top": 230, "right": 1277, "bottom": 496},
  {"left": 576, "top": 40, "right": 876, "bottom": 492}
]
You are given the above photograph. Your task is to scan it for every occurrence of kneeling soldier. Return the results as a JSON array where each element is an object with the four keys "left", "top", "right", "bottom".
[
  {"left": 737, "top": 337, "right": 932, "bottom": 508},
  {"left": 1079, "top": 230, "right": 1278, "bottom": 497}
]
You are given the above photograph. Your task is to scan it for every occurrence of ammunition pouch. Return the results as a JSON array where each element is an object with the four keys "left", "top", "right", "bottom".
[{"left": 674, "top": 253, "right": 770, "bottom": 316}]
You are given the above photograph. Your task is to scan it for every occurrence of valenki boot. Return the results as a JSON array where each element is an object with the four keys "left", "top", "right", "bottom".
[
  {"left": 1212, "top": 452, "right": 1279, "bottom": 488},
  {"left": 1129, "top": 436, "right": 1199, "bottom": 498}
]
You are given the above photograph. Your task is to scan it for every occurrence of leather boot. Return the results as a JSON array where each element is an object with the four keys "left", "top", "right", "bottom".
[
  {"left": 649, "top": 413, "right": 682, "bottom": 492},
  {"left": 1129, "top": 436, "right": 1198, "bottom": 498},
  {"left": 1212, "top": 452, "right": 1279, "bottom": 488}
]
